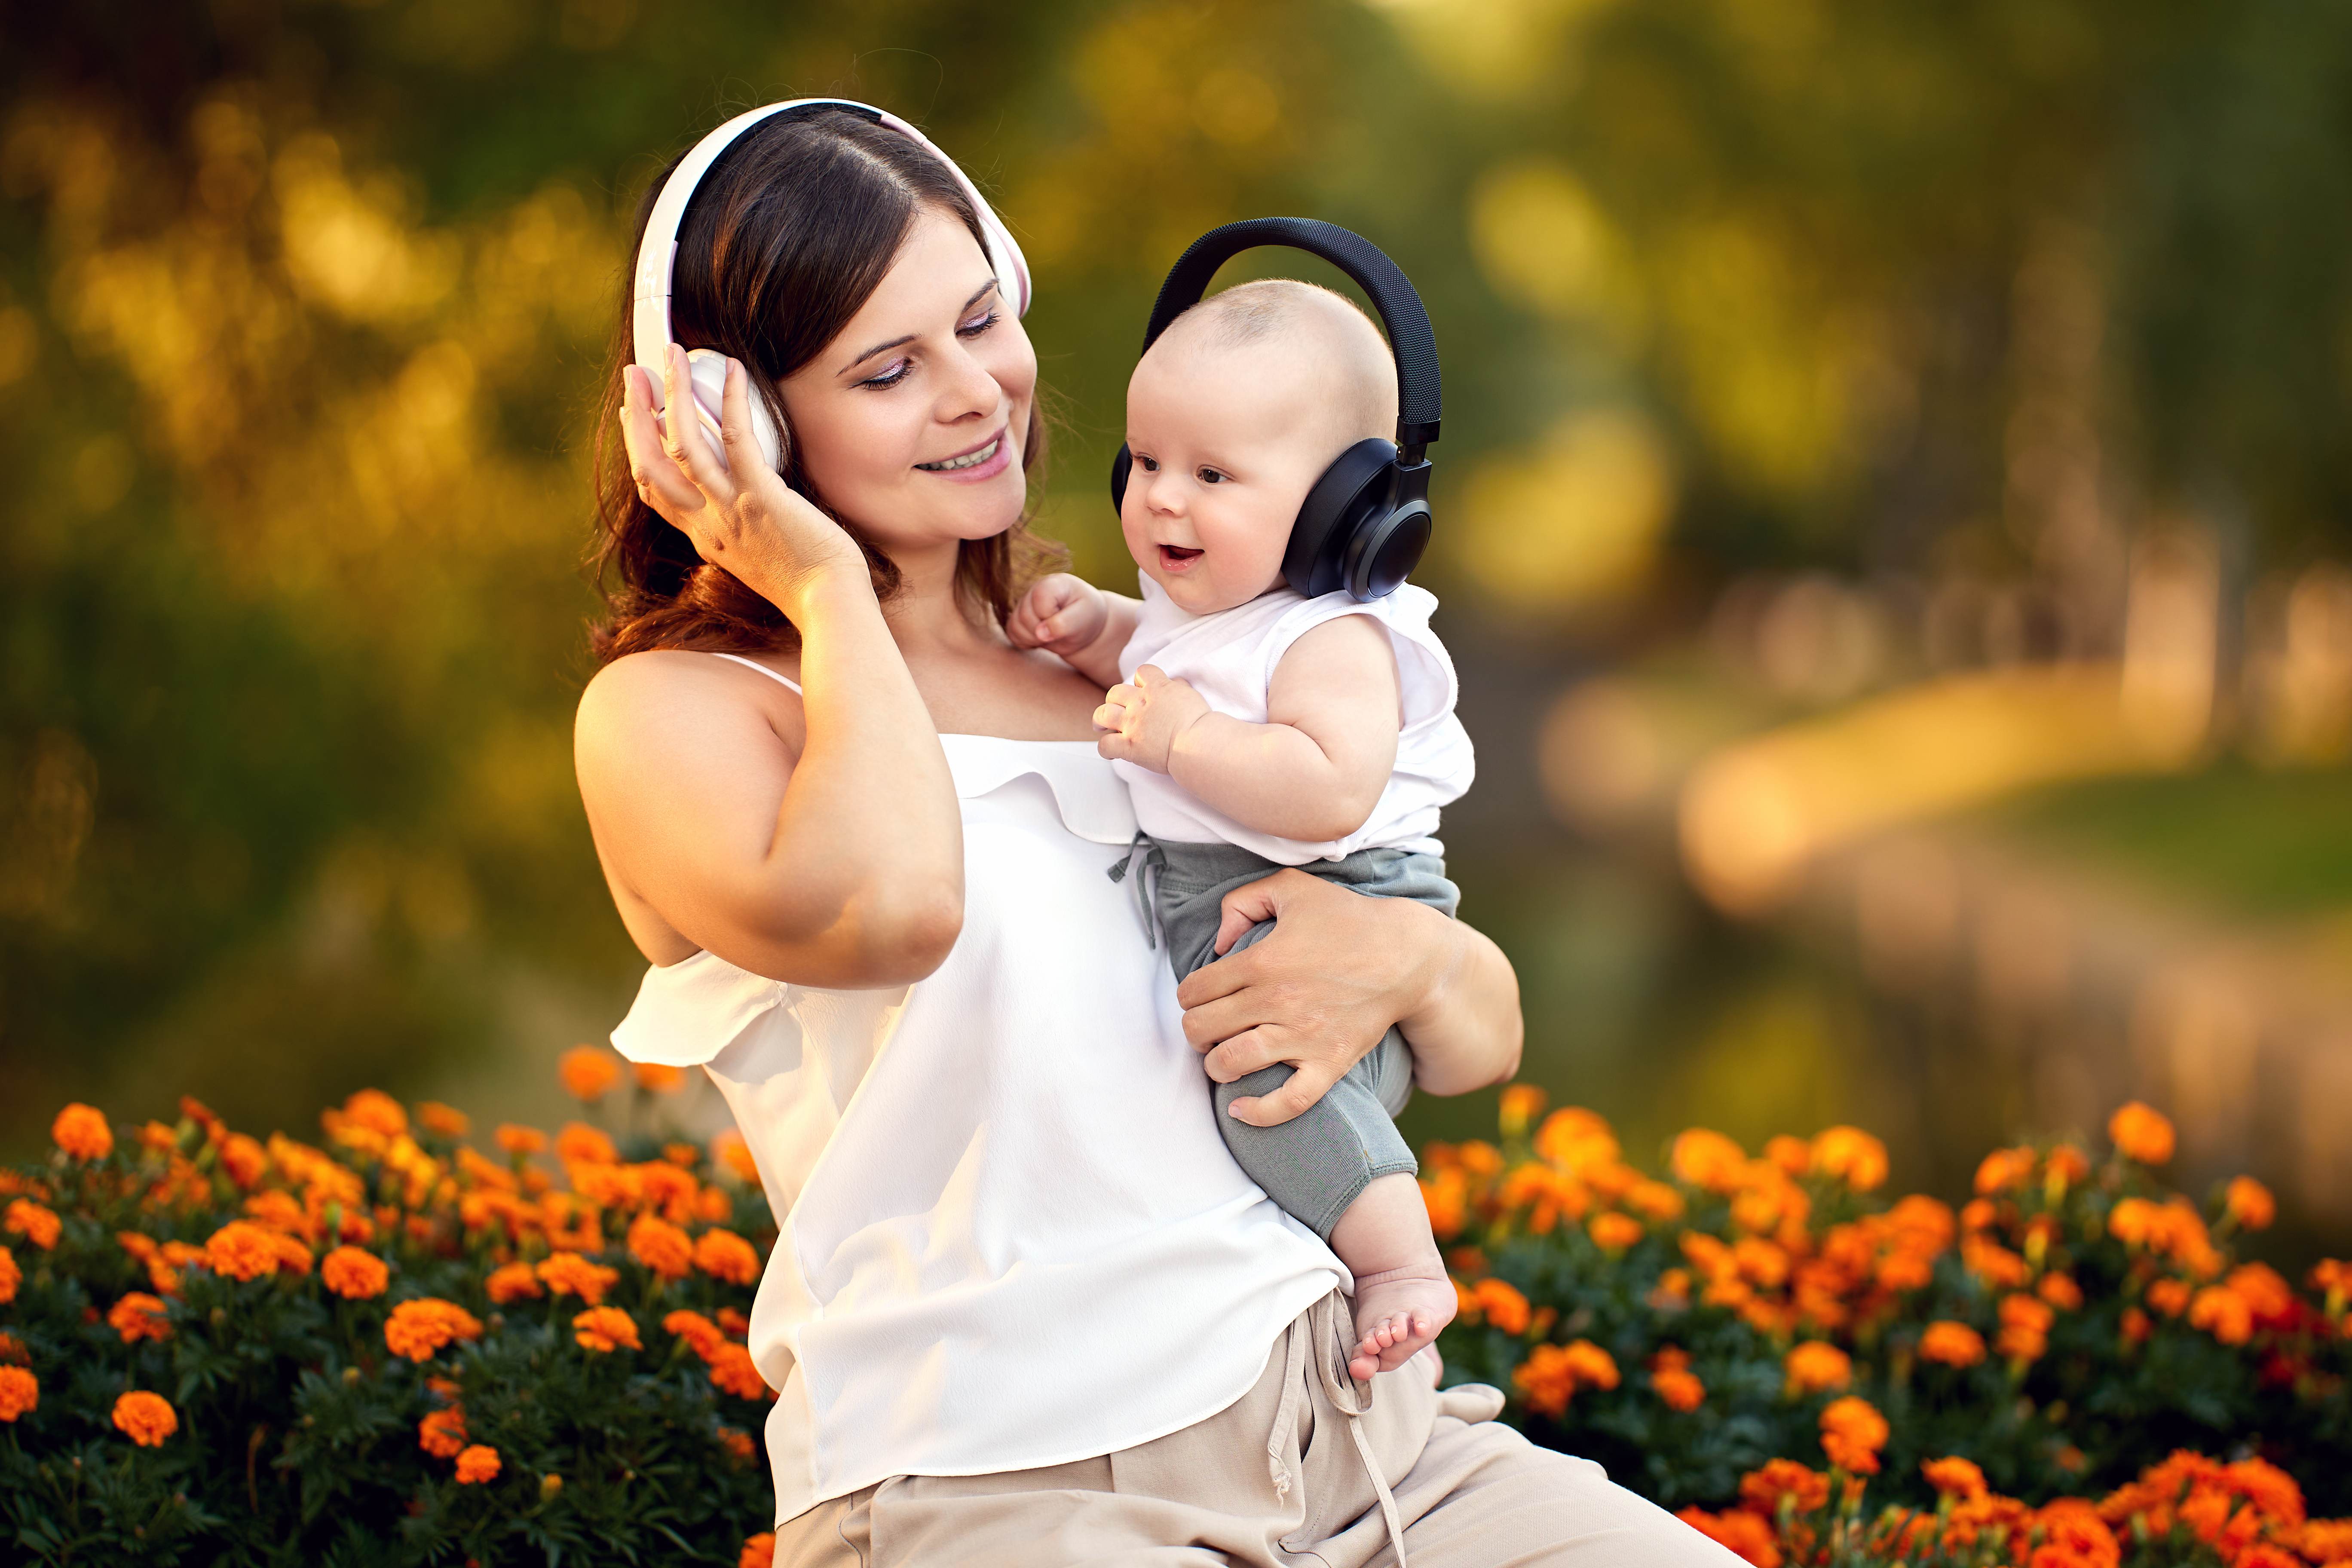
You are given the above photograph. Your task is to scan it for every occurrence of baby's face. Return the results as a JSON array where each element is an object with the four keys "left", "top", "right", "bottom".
[{"left": 1121, "top": 343, "right": 1337, "bottom": 614}]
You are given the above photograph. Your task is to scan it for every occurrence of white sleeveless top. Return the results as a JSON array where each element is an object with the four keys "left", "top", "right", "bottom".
[
  {"left": 1115, "top": 577, "right": 1476, "bottom": 865},
  {"left": 609, "top": 655, "right": 1342, "bottom": 1525}
]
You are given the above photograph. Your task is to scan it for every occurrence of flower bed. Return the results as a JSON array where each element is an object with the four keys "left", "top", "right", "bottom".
[
  {"left": 3, "top": 1061, "right": 2346, "bottom": 1567},
  {"left": 1429, "top": 1090, "right": 2352, "bottom": 1547}
]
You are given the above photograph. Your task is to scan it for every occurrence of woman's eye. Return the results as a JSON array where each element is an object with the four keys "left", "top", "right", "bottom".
[
  {"left": 858, "top": 359, "right": 912, "bottom": 390},
  {"left": 957, "top": 309, "right": 1000, "bottom": 338}
]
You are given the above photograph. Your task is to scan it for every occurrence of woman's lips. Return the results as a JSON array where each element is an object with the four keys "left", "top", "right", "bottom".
[
  {"left": 1158, "top": 544, "right": 1204, "bottom": 572},
  {"left": 914, "top": 426, "right": 1012, "bottom": 483}
]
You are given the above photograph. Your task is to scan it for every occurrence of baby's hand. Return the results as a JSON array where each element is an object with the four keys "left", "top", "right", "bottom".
[
  {"left": 1008, "top": 573, "right": 1109, "bottom": 661},
  {"left": 1095, "top": 665, "right": 1211, "bottom": 775}
]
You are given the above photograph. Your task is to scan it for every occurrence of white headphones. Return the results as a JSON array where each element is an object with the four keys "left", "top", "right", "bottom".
[{"left": 631, "top": 98, "right": 1033, "bottom": 474}]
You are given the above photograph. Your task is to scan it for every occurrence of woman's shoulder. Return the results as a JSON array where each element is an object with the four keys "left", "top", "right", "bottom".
[{"left": 576, "top": 649, "right": 806, "bottom": 761}]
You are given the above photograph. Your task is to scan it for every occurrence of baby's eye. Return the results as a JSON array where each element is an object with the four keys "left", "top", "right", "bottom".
[
  {"left": 1133, "top": 454, "right": 1159, "bottom": 472},
  {"left": 1197, "top": 467, "right": 1227, "bottom": 485}
]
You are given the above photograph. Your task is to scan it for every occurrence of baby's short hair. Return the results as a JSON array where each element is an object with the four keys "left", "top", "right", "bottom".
[{"left": 1157, "top": 279, "right": 1398, "bottom": 447}]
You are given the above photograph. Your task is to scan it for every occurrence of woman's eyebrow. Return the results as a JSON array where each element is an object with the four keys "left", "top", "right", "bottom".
[{"left": 837, "top": 280, "right": 1000, "bottom": 375}]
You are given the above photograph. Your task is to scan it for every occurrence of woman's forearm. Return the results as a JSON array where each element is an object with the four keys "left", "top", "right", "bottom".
[
  {"left": 1394, "top": 909, "right": 1523, "bottom": 1094},
  {"left": 762, "top": 572, "right": 964, "bottom": 974}
]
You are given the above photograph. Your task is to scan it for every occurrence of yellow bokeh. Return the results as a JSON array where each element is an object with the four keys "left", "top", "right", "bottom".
[
  {"left": 1455, "top": 408, "right": 1676, "bottom": 613},
  {"left": 1469, "top": 158, "right": 1645, "bottom": 340}
]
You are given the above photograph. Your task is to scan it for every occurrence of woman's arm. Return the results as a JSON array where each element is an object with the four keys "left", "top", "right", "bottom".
[
  {"left": 1173, "top": 870, "right": 1524, "bottom": 1126},
  {"left": 577, "top": 349, "right": 963, "bottom": 986}
]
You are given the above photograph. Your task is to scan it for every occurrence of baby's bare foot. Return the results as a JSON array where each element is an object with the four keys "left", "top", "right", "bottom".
[{"left": 1346, "top": 1262, "right": 1456, "bottom": 1382}]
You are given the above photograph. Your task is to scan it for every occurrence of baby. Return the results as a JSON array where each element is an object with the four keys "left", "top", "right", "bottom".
[{"left": 1009, "top": 279, "right": 1476, "bottom": 1381}]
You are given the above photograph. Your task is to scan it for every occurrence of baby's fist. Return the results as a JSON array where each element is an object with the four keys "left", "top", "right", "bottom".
[
  {"left": 1008, "top": 572, "right": 1109, "bottom": 660},
  {"left": 1094, "top": 665, "right": 1210, "bottom": 774}
]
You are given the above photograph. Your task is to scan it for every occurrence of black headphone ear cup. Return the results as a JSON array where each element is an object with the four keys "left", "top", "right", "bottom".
[
  {"left": 1284, "top": 439, "right": 1400, "bottom": 598},
  {"left": 1109, "top": 446, "right": 1133, "bottom": 517}
]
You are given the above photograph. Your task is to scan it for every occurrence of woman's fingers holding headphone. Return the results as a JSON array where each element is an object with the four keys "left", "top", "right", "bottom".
[
  {"left": 619, "top": 366, "right": 701, "bottom": 521},
  {"left": 658, "top": 343, "right": 733, "bottom": 500}
]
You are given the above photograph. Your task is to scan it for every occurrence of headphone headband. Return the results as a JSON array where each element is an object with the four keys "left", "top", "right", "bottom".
[
  {"left": 630, "top": 98, "right": 1032, "bottom": 436},
  {"left": 1139, "top": 217, "right": 1440, "bottom": 461}
]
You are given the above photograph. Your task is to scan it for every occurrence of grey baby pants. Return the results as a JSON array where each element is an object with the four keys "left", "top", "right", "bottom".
[{"left": 1124, "top": 838, "right": 1459, "bottom": 1240}]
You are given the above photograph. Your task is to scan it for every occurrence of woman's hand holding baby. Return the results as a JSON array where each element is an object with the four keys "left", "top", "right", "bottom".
[{"left": 1095, "top": 666, "right": 1212, "bottom": 773}]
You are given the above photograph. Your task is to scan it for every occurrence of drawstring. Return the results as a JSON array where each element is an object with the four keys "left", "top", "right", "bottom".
[
  {"left": 1106, "top": 831, "right": 1164, "bottom": 949},
  {"left": 1266, "top": 1295, "right": 1409, "bottom": 1568}
]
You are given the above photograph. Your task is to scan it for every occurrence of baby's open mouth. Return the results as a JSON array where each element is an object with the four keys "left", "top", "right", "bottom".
[{"left": 1158, "top": 545, "right": 1204, "bottom": 568}]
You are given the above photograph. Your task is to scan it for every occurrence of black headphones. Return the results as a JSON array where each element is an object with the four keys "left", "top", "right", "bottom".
[{"left": 1109, "top": 217, "right": 1441, "bottom": 604}]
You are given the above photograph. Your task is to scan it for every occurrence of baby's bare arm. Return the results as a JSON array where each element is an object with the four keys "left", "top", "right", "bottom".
[{"left": 1167, "top": 615, "right": 1400, "bottom": 842}]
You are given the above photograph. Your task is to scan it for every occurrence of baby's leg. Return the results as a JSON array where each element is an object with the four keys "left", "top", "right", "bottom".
[{"left": 1215, "top": 1028, "right": 1455, "bottom": 1381}]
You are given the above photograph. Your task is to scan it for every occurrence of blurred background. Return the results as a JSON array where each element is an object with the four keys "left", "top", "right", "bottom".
[{"left": 5, "top": 0, "right": 2349, "bottom": 1257}]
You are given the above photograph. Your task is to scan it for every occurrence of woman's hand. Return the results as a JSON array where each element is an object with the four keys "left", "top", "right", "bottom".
[
  {"left": 619, "top": 345, "right": 869, "bottom": 619},
  {"left": 1176, "top": 870, "right": 1524, "bottom": 1126}
]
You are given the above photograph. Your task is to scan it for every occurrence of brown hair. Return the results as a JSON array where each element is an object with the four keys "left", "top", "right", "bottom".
[{"left": 589, "top": 106, "right": 1055, "bottom": 662}]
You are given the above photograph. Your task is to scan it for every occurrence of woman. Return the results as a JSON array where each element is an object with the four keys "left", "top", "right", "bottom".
[{"left": 581, "top": 104, "right": 1736, "bottom": 1566}]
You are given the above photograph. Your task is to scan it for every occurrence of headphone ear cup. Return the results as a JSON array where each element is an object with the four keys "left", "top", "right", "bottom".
[
  {"left": 1284, "top": 439, "right": 1400, "bottom": 598},
  {"left": 1109, "top": 445, "right": 1133, "bottom": 516},
  {"left": 684, "top": 347, "right": 783, "bottom": 473}
]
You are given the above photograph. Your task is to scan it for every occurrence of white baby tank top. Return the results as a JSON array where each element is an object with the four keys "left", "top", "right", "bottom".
[
  {"left": 1114, "top": 577, "right": 1476, "bottom": 865},
  {"left": 609, "top": 654, "right": 1343, "bottom": 1524}
]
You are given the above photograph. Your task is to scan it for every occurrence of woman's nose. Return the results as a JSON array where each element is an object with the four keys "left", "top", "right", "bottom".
[{"left": 935, "top": 340, "right": 1002, "bottom": 423}]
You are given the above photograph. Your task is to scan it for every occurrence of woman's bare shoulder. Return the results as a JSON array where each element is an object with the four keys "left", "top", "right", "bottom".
[{"left": 576, "top": 649, "right": 803, "bottom": 766}]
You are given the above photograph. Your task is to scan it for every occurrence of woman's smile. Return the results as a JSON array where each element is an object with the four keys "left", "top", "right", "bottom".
[{"left": 914, "top": 424, "right": 1011, "bottom": 481}]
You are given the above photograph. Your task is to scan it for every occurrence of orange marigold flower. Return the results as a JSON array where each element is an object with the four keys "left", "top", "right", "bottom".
[
  {"left": 1498, "top": 1083, "right": 1547, "bottom": 1138},
  {"left": 384, "top": 1298, "right": 484, "bottom": 1362},
  {"left": 665, "top": 1309, "right": 726, "bottom": 1361},
  {"left": 0, "top": 1246, "right": 21, "bottom": 1306},
  {"left": 632, "top": 1062, "right": 686, "bottom": 1093},
  {"left": 1764, "top": 1135, "right": 1813, "bottom": 1176},
  {"left": 494, "top": 1124, "right": 547, "bottom": 1156},
  {"left": 1670, "top": 1129, "right": 1747, "bottom": 1192},
  {"left": 2037, "top": 1272, "right": 2084, "bottom": 1311},
  {"left": 2109, "top": 1101, "right": 2175, "bottom": 1165},
  {"left": 0, "top": 1366, "right": 38, "bottom": 1421},
  {"left": 1589, "top": 1212, "right": 1644, "bottom": 1251},
  {"left": 1740, "top": 1457, "right": 1831, "bottom": 1516},
  {"left": 1783, "top": 1341, "right": 1852, "bottom": 1395},
  {"left": 418, "top": 1407, "right": 468, "bottom": 1458},
  {"left": 558, "top": 1047, "right": 622, "bottom": 1102},
  {"left": 713, "top": 1129, "right": 760, "bottom": 1185},
  {"left": 573, "top": 1306, "right": 641, "bottom": 1353},
  {"left": 716, "top": 1306, "right": 748, "bottom": 1335},
  {"left": 718, "top": 1425, "right": 757, "bottom": 1461},
  {"left": 2188, "top": 1285, "right": 2254, "bottom": 1345},
  {"left": 741, "top": 1534, "right": 777, "bottom": 1568},
  {"left": 708, "top": 1342, "right": 770, "bottom": 1401},
  {"left": 1920, "top": 1321, "right": 1987, "bottom": 1368},
  {"left": 321, "top": 1246, "right": 389, "bottom": 1300},
  {"left": 555, "top": 1122, "right": 617, "bottom": 1165},
  {"left": 1999, "top": 1293, "right": 2055, "bottom": 1361},
  {"left": 0, "top": 1332, "right": 25, "bottom": 1364},
  {"left": 2121, "top": 1306, "right": 2153, "bottom": 1344},
  {"left": 203, "top": 1221, "right": 281, "bottom": 1280},
  {"left": 2107, "top": 1197, "right": 2162, "bottom": 1248},
  {"left": 626, "top": 1213, "right": 694, "bottom": 1280},
  {"left": 109, "top": 1292, "right": 171, "bottom": 1344},
  {"left": 112, "top": 1390, "right": 178, "bottom": 1446},
  {"left": 6, "top": 1200, "right": 61, "bottom": 1251},
  {"left": 1625, "top": 1179, "right": 1687, "bottom": 1222},
  {"left": 220, "top": 1133, "right": 267, "bottom": 1189},
  {"left": 486, "top": 1261, "right": 542, "bottom": 1304},
  {"left": 536, "top": 1251, "right": 619, "bottom": 1305},
  {"left": 1677, "top": 1507, "right": 1782, "bottom": 1568},
  {"left": 1810, "top": 1127, "right": 1889, "bottom": 1192},
  {"left": 339, "top": 1089, "right": 409, "bottom": 1139},
  {"left": 1819, "top": 1396, "right": 1889, "bottom": 1474},
  {"left": 2147, "top": 1278, "right": 2191, "bottom": 1317},
  {"left": 2225, "top": 1176, "right": 2276, "bottom": 1231},
  {"left": 1923, "top": 1456, "right": 1988, "bottom": 1499},
  {"left": 52, "top": 1103, "right": 113, "bottom": 1161},
  {"left": 663, "top": 1141, "right": 701, "bottom": 1168},
  {"left": 1561, "top": 1339, "right": 1618, "bottom": 1390},
  {"left": 1975, "top": 1146, "right": 2036, "bottom": 1196},
  {"left": 2045, "top": 1144, "right": 2092, "bottom": 1187},
  {"left": 693, "top": 1227, "right": 762, "bottom": 1286},
  {"left": 1651, "top": 1348, "right": 1706, "bottom": 1412},
  {"left": 2036, "top": 1497, "right": 2120, "bottom": 1567},
  {"left": 416, "top": 1102, "right": 469, "bottom": 1138},
  {"left": 270, "top": 1232, "right": 314, "bottom": 1275},
  {"left": 454, "top": 1444, "right": 500, "bottom": 1484},
  {"left": 1472, "top": 1278, "right": 1531, "bottom": 1335}
]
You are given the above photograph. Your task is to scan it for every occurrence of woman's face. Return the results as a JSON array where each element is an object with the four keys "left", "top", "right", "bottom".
[{"left": 779, "top": 206, "right": 1037, "bottom": 556}]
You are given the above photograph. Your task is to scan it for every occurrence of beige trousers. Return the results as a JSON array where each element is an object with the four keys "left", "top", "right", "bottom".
[{"left": 773, "top": 1292, "right": 1745, "bottom": 1568}]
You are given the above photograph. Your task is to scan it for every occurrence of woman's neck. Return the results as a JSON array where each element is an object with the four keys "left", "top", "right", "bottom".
[{"left": 879, "top": 539, "right": 998, "bottom": 658}]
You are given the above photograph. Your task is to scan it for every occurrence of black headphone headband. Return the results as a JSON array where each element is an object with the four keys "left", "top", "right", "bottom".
[{"left": 1139, "top": 217, "right": 1441, "bottom": 462}]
